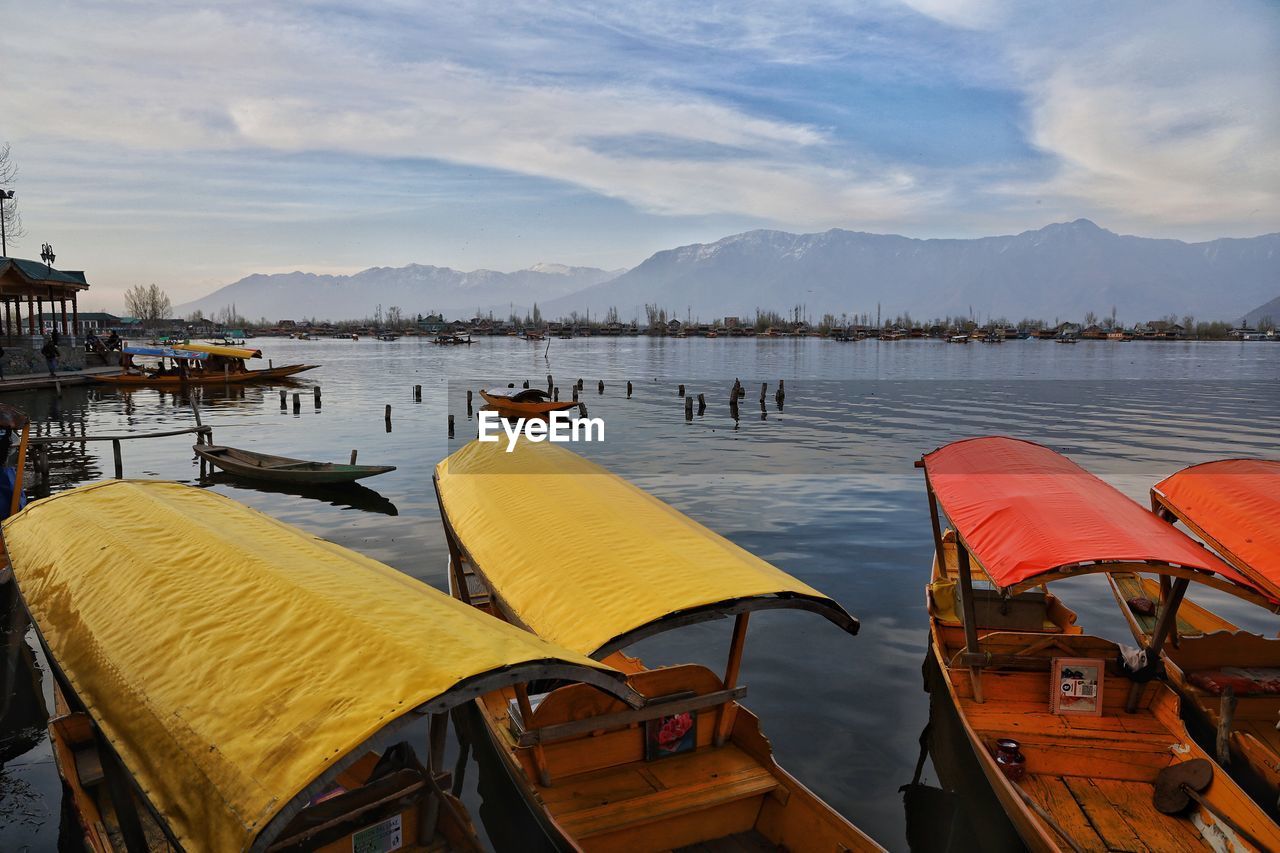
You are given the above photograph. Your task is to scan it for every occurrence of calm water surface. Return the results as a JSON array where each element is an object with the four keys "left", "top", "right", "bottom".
[{"left": 1, "top": 337, "right": 1278, "bottom": 851}]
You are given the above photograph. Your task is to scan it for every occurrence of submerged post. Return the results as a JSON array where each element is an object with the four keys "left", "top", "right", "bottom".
[
  {"left": 598, "top": 380, "right": 604, "bottom": 394},
  {"left": 697, "top": 393, "right": 706, "bottom": 415},
  {"left": 314, "top": 386, "right": 321, "bottom": 408},
  {"left": 350, "top": 449, "right": 358, "bottom": 465},
  {"left": 678, "top": 384, "right": 685, "bottom": 397},
  {"left": 413, "top": 384, "right": 422, "bottom": 402},
  {"left": 279, "top": 389, "right": 287, "bottom": 409},
  {"left": 684, "top": 396, "right": 693, "bottom": 420},
  {"left": 627, "top": 381, "right": 633, "bottom": 398},
  {"left": 292, "top": 393, "right": 301, "bottom": 413},
  {"left": 111, "top": 439, "right": 123, "bottom": 479},
  {"left": 448, "top": 415, "right": 455, "bottom": 437}
]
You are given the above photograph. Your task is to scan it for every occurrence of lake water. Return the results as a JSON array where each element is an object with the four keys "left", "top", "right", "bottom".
[{"left": 2, "top": 337, "right": 1278, "bottom": 851}]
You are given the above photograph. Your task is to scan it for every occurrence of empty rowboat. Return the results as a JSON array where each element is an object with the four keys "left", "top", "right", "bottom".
[
  {"left": 194, "top": 444, "right": 395, "bottom": 484},
  {"left": 478, "top": 388, "right": 578, "bottom": 418}
]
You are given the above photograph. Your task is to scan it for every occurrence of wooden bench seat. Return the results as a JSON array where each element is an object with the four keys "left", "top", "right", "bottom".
[{"left": 549, "top": 744, "right": 778, "bottom": 840}]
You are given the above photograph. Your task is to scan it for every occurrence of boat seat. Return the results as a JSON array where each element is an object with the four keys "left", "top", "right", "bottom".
[
  {"left": 1188, "top": 667, "right": 1280, "bottom": 696},
  {"left": 73, "top": 745, "right": 105, "bottom": 787},
  {"left": 550, "top": 744, "right": 778, "bottom": 840}
]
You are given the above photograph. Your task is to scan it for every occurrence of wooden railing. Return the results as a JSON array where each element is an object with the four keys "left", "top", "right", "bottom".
[{"left": 25, "top": 424, "right": 213, "bottom": 496}]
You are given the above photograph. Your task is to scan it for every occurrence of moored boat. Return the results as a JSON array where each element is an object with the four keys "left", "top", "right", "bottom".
[
  {"left": 1107, "top": 459, "right": 1280, "bottom": 801},
  {"left": 96, "top": 342, "right": 316, "bottom": 386},
  {"left": 433, "top": 439, "right": 883, "bottom": 852},
  {"left": 3, "top": 480, "right": 640, "bottom": 852},
  {"left": 918, "top": 436, "right": 1280, "bottom": 852},
  {"left": 194, "top": 444, "right": 396, "bottom": 484},
  {"left": 478, "top": 388, "right": 578, "bottom": 419}
]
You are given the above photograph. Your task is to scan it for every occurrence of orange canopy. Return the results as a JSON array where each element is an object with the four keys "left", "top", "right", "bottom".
[
  {"left": 1152, "top": 459, "right": 1280, "bottom": 600},
  {"left": 921, "top": 437, "right": 1260, "bottom": 595}
]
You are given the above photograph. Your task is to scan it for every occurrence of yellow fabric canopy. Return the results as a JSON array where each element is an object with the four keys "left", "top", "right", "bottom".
[
  {"left": 173, "top": 342, "right": 262, "bottom": 359},
  {"left": 434, "top": 440, "right": 857, "bottom": 657},
  {"left": 4, "top": 481, "right": 621, "bottom": 852}
]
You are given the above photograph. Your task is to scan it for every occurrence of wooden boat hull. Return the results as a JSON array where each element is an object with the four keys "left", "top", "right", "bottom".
[
  {"left": 927, "top": 538, "right": 1280, "bottom": 852},
  {"left": 1108, "top": 572, "right": 1280, "bottom": 798},
  {"left": 448, "top": 567, "right": 881, "bottom": 853},
  {"left": 94, "top": 364, "right": 318, "bottom": 386},
  {"left": 479, "top": 390, "right": 579, "bottom": 419},
  {"left": 194, "top": 444, "right": 395, "bottom": 484}
]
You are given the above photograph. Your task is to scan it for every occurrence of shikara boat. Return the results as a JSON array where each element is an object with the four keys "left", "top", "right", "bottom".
[
  {"left": 96, "top": 342, "right": 317, "bottom": 386},
  {"left": 2, "top": 480, "right": 639, "bottom": 852},
  {"left": 478, "top": 388, "right": 578, "bottom": 419},
  {"left": 1107, "top": 459, "right": 1280, "bottom": 800},
  {"left": 194, "top": 444, "right": 396, "bottom": 484},
  {"left": 434, "top": 439, "right": 883, "bottom": 853},
  {"left": 432, "top": 334, "right": 472, "bottom": 346},
  {"left": 919, "top": 436, "right": 1280, "bottom": 852}
]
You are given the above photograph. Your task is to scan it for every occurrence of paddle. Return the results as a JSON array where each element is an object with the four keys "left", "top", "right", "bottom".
[{"left": 1154, "top": 759, "right": 1263, "bottom": 850}]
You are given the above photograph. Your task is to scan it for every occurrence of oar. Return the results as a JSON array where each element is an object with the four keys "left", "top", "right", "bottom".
[
  {"left": 1154, "top": 759, "right": 1265, "bottom": 851},
  {"left": 1011, "top": 783, "right": 1084, "bottom": 853}
]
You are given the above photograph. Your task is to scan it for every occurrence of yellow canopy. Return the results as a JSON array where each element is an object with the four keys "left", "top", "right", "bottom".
[
  {"left": 4, "top": 481, "right": 628, "bottom": 852},
  {"left": 173, "top": 342, "right": 262, "bottom": 359},
  {"left": 434, "top": 440, "right": 858, "bottom": 657}
]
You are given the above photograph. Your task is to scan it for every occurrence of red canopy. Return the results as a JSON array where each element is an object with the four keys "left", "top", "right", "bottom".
[
  {"left": 921, "top": 437, "right": 1257, "bottom": 593},
  {"left": 1153, "top": 459, "right": 1280, "bottom": 600}
]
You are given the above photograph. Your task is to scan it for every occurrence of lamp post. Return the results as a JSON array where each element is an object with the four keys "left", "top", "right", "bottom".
[
  {"left": 0, "top": 189, "right": 13, "bottom": 257},
  {"left": 41, "top": 241, "right": 55, "bottom": 271},
  {"left": 40, "top": 243, "right": 57, "bottom": 337}
]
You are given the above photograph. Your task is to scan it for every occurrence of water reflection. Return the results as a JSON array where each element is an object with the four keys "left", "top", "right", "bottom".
[
  {"left": 200, "top": 473, "right": 399, "bottom": 516},
  {"left": 903, "top": 648, "right": 1023, "bottom": 853}
]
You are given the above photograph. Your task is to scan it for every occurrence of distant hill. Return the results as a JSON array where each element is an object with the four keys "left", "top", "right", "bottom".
[
  {"left": 1245, "top": 294, "right": 1280, "bottom": 327},
  {"left": 175, "top": 262, "right": 623, "bottom": 322},
  {"left": 542, "top": 220, "right": 1280, "bottom": 323}
]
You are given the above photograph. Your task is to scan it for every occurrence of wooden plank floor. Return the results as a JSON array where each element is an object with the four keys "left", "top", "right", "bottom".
[
  {"left": 1023, "top": 774, "right": 1212, "bottom": 852},
  {"left": 676, "top": 830, "right": 777, "bottom": 852}
]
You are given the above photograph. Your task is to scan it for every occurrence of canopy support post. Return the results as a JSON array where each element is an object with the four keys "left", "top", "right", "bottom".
[
  {"left": 956, "top": 541, "right": 984, "bottom": 703},
  {"left": 421, "top": 711, "right": 450, "bottom": 843},
  {"left": 9, "top": 425, "right": 28, "bottom": 517},
  {"left": 1126, "top": 576, "right": 1188, "bottom": 713},
  {"left": 926, "top": 480, "right": 945, "bottom": 568},
  {"left": 514, "top": 683, "right": 552, "bottom": 787},
  {"left": 715, "top": 612, "right": 749, "bottom": 746}
]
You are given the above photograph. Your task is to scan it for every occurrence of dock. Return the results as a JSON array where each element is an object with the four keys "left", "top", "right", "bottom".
[{"left": 0, "top": 365, "right": 120, "bottom": 394}]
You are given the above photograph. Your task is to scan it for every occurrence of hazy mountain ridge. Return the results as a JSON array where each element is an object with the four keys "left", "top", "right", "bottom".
[
  {"left": 1245, "top": 295, "right": 1280, "bottom": 326},
  {"left": 176, "top": 262, "right": 623, "bottom": 321},
  {"left": 179, "top": 220, "right": 1280, "bottom": 323},
  {"left": 543, "top": 220, "right": 1280, "bottom": 322}
]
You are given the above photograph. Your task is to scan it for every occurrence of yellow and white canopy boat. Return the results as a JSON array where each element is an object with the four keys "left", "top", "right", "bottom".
[
  {"left": 433, "top": 439, "right": 882, "bottom": 853},
  {"left": 2, "top": 480, "right": 638, "bottom": 852}
]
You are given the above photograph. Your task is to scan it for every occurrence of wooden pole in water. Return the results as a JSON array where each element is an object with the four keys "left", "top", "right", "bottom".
[
  {"left": 448, "top": 414, "right": 454, "bottom": 437},
  {"left": 112, "top": 440, "right": 123, "bottom": 479},
  {"left": 350, "top": 449, "right": 358, "bottom": 464},
  {"left": 577, "top": 378, "right": 583, "bottom": 390},
  {"left": 553, "top": 387, "right": 559, "bottom": 401},
  {"left": 578, "top": 403, "right": 587, "bottom": 417},
  {"left": 626, "top": 381, "right": 633, "bottom": 398},
  {"left": 279, "top": 390, "right": 287, "bottom": 409},
  {"left": 413, "top": 384, "right": 422, "bottom": 401},
  {"left": 760, "top": 382, "right": 767, "bottom": 402},
  {"left": 678, "top": 384, "right": 685, "bottom": 396},
  {"left": 466, "top": 389, "right": 473, "bottom": 408},
  {"left": 314, "top": 386, "right": 321, "bottom": 407},
  {"left": 572, "top": 387, "right": 578, "bottom": 402},
  {"left": 598, "top": 380, "right": 604, "bottom": 394},
  {"left": 385, "top": 404, "right": 392, "bottom": 423},
  {"left": 684, "top": 396, "right": 693, "bottom": 420},
  {"left": 697, "top": 393, "right": 705, "bottom": 415},
  {"left": 292, "top": 393, "right": 301, "bottom": 413}
]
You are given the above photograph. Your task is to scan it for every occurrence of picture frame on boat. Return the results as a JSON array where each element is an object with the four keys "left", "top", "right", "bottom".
[
  {"left": 644, "top": 710, "right": 698, "bottom": 760},
  {"left": 1050, "top": 657, "right": 1104, "bottom": 716}
]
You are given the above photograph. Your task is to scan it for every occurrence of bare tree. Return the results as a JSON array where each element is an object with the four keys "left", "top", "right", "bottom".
[
  {"left": 0, "top": 143, "right": 26, "bottom": 253},
  {"left": 124, "top": 284, "right": 173, "bottom": 322}
]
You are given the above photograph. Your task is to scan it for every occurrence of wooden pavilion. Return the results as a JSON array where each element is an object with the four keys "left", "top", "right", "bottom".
[{"left": 0, "top": 256, "right": 90, "bottom": 341}]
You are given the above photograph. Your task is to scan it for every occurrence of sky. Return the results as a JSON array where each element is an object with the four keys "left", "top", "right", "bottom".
[{"left": 1, "top": 0, "right": 1277, "bottom": 310}]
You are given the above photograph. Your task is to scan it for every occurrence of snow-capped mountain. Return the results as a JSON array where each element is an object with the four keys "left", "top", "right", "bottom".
[{"left": 543, "top": 220, "right": 1280, "bottom": 323}]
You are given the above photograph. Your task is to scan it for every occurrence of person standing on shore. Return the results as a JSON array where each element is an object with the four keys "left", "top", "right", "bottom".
[{"left": 41, "top": 337, "right": 59, "bottom": 377}]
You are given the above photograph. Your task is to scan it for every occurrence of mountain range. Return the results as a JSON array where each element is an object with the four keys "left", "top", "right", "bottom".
[
  {"left": 176, "top": 262, "right": 622, "bottom": 321},
  {"left": 179, "top": 220, "right": 1279, "bottom": 324}
]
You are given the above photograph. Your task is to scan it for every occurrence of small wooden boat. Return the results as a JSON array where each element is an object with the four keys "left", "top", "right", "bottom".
[
  {"left": 96, "top": 343, "right": 317, "bottom": 386},
  {"left": 434, "top": 439, "right": 883, "bottom": 852},
  {"left": 1106, "top": 459, "right": 1280, "bottom": 801},
  {"left": 433, "top": 333, "right": 472, "bottom": 345},
  {"left": 376, "top": 333, "right": 400, "bottom": 341},
  {"left": 194, "top": 444, "right": 395, "bottom": 484},
  {"left": 4, "top": 480, "right": 639, "bottom": 853},
  {"left": 479, "top": 388, "right": 578, "bottom": 419},
  {"left": 948, "top": 334, "right": 970, "bottom": 343},
  {"left": 918, "top": 437, "right": 1280, "bottom": 852},
  {"left": 524, "top": 331, "right": 545, "bottom": 342}
]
